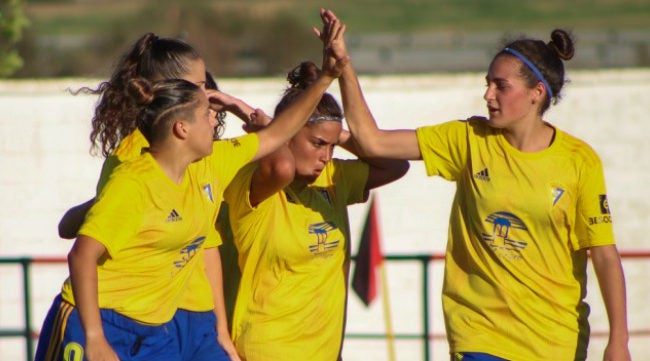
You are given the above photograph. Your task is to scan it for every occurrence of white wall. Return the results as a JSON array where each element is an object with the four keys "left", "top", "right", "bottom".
[{"left": 1, "top": 69, "right": 649, "bottom": 360}]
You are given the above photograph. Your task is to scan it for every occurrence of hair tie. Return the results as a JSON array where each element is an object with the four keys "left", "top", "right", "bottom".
[
  {"left": 503, "top": 47, "right": 554, "bottom": 99},
  {"left": 308, "top": 115, "right": 343, "bottom": 123}
]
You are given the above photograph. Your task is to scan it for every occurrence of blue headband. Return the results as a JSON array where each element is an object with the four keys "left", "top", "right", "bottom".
[{"left": 503, "top": 47, "right": 554, "bottom": 99}]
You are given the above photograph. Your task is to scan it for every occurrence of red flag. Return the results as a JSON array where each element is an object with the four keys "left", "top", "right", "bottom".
[{"left": 352, "top": 195, "right": 383, "bottom": 306}]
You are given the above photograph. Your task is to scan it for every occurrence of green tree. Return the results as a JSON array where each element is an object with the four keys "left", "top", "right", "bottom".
[{"left": 0, "top": 0, "right": 29, "bottom": 77}]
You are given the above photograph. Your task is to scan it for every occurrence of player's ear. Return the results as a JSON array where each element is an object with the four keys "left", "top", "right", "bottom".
[{"left": 172, "top": 120, "right": 190, "bottom": 139}]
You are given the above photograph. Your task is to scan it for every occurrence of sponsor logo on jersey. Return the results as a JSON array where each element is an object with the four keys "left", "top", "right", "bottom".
[
  {"left": 474, "top": 168, "right": 490, "bottom": 182},
  {"left": 173, "top": 236, "right": 206, "bottom": 273},
  {"left": 587, "top": 194, "right": 613, "bottom": 225},
  {"left": 308, "top": 221, "right": 340, "bottom": 257},
  {"left": 166, "top": 209, "right": 183, "bottom": 222},
  {"left": 230, "top": 138, "right": 241, "bottom": 147},
  {"left": 599, "top": 194, "right": 610, "bottom": 214},
  {"left": 481, "top": 211, "right": 528, "bottom": 260}
]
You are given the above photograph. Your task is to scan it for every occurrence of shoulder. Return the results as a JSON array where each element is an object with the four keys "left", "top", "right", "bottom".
[
  {"left": 556, "top": 129, "right": 602, "bottom": 167},
  {"left": 113, "top": 129, "right": 149, "bottom": 162}
]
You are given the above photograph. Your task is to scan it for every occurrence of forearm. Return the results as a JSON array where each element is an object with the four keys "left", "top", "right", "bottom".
[
  {"left": 339, "top": 65, "right": 421, "bottom": 159},
  {"left": 68, "top": 236, "right": 105, "bottom": 340},
  {"left": 338, "top": 65, "right": 382, "bottom": 156},
  {"left": 254, "top": 74, "right": 335, "bottom": 160},
  {"left": 590, "top": 245, "right": 630, "bottom": 341},
  {"left": 205, "top": 248, "right": 230, "bottom": 335},
  {"left": 225, "top": 97, "right": 256, "bottom": 123}
]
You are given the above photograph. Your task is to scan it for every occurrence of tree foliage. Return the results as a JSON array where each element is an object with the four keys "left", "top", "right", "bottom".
[{"left": 0, "top": 0, "right": 29, "bottom": 77}]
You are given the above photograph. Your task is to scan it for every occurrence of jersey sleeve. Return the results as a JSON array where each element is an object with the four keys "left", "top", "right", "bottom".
[
  {"left": 574, "top": 151, "right": 616, "bottom": 248},
  {"left": 415, "top": 120, "right": 470, "bottom": 181},
  {"left": 209, "top": 133, "right": 259, "bottom": 188},
  {"left": 80, "top": 171, "right": 145, "bottom": 256}
]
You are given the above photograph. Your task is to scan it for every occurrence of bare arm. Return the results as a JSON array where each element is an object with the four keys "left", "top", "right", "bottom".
[
  {"left": 590, "top": 244, "right": 631, "bottom": 361},
  {"left": 205, "top": 247, "right": 241, "bottom": 361},
  {"left": 339, "top": 65, "right": 421, "bottom": 160},
  {"left": 251, "top": 9, "right": 349, "bottom": 162},
  {"left": 249, "top": 145, "right": 296, "bottom": 207},
  {"left": 58, "top": 199, "right": 94, "bottom": 239},
  {"left": 338, "top": 129, "right": 409, "bottom": 192},
  {"left": 318, "top": 9, "right": 421, "bottom": 160},
  {"left": 68, "top": 235, "right": 120, "bottom": 361},
  {"left": 207, "top": 89, "right": 261, "bottom": 124}
]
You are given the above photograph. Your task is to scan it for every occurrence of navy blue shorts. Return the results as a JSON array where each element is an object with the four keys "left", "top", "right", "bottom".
[
  {"left": 452, "top": 352, "right": 510, "bottom": 361},
  {"left": 35, "top": 294, "right": 179, "bottom": 361},
  {"left": 173, "top": 308, "right": 230, "bottom": 361}
]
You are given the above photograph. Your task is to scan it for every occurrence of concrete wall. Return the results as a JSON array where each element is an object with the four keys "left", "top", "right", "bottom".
[
  {"left": 1, "top": 69, "right": 649, "bottom": 360},
  {"left": 347, "top": 28, "right": 650, "bottom": 74}
]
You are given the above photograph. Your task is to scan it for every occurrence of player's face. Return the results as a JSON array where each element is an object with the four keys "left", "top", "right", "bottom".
[
  {"left": 483, "top": 55, "right": 539, "bottom": 129},
  {"left": 187, "top": 92, "right": 216, "bottom": 160},
  {"left": 289, "top": 120, "right": 342, "bottom": 183}
]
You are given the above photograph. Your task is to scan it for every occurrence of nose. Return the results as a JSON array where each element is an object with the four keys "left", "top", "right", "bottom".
[
  {"left": 483, "top": 84, "right": 494, "bottom": 102},
  {"left": 320, "top": 147, "right": 333, "bottom": 163}
]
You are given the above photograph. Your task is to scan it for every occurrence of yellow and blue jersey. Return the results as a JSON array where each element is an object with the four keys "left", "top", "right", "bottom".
[
  {"left": 61, "top": 130, "right": 259, "bottom": 322},
  {"left": 225, "top": 159, "right": 369, "bottom": 361},
  {"left": 416, "top": 119, "right": 615, "bottom": 361}
]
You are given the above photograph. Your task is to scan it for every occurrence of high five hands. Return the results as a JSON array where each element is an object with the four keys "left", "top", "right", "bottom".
[{"left": 315, "top": 8, "right": 350, "bottom": 79}]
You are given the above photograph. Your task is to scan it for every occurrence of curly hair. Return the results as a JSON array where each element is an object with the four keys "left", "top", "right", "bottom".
[{"left": 78, "top": 33, "right": 202, "bottom": 157}]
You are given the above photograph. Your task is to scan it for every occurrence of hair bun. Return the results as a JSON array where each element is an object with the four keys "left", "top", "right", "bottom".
[
  {"left": 287, "top": 61, "right": 321, "bottom": 89},
  {"left": 126, "top": 77, "right": 155, "bottom": 106},
  {"left": 548, "top": 29, "right": 575, "bottom": 61}
]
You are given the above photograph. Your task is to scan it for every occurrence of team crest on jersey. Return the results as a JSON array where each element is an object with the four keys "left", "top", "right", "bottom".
[
  {"left": 308, "top": 221, "right": 340, "bottom": 258},
  {"left": 481, "top": 211, "right": 528, "bottom": 260},
  {"left": 551, "top": 186, "right": 565, "bottom": 206},
  {"left": 318, "top": 188, "right": 333, "bottom": 205},
  {"left": 172, "top": 236, "right": 205, "bottom": 275},
  {"left": 202, "top": 184, "right": 214, "bottom": 202},
  {"left": 230, "top": 138, "right": 241, "bottom": 147}
]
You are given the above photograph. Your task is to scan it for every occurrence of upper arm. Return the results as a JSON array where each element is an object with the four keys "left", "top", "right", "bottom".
[
  {"left": 68, "top": 235, "right": 107, "bottom": 269},
  {"left": 249, "top": 146, "right": 296, "bottom": 207},
  {"left": 364, "top": 158, "right": 410, "bottom": 192}
]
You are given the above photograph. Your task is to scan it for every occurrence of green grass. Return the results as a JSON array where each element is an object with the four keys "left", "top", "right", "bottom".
[{"left": 26, "top": 0, "right": 650, "bottom": 35}]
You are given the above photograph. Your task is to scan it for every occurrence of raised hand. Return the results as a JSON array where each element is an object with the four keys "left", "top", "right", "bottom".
[{"left": 314, "top": 8, "right": 350, "bottom": 79}]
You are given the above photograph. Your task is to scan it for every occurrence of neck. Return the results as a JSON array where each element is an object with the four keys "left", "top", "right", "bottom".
[
  {"left": 503, "top": 119, "right": 555, "bottom": 152},
  {"left": 148, "top": 146, "right": 193, "bottom": 184}
]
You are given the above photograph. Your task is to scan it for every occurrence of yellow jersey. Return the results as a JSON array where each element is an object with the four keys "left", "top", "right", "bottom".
[
  {"left": 225, "top": 159, "right": 369, "bottom": 361},
  {"left": 416, "top": 119, "right": 615, "bottom": 361}
]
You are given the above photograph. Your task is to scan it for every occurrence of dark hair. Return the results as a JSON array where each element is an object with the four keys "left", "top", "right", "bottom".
[
  {"left": 84, "top": 33, "right": 202, "bottom": 157},
  {"left": 496, "top": 29, "right": 575, "bottom": 114},
  {"left": 126, "top": 78, "right": 202, "bottom": 146},
  {"left": 274, "top": 61, "right": 343, "bottom": 121},
  {"left": 206, "top": 71, "right": 226, "bottom": 139}
]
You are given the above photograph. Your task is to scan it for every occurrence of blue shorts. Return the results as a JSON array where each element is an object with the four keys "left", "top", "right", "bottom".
[
  {"left": 35, "top": 294, "right": 179, "bottom": 361},
  {"left": 452, "top": 352, "right": 510, "bottom": 361},
  {"left": 173, "top": 308, "right": 230, "bottom": 361}
]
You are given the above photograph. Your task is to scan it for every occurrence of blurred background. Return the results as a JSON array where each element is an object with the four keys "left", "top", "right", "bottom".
[
  {"left": 2, "top": 1, "right": 650, "bottom": 360},
  {"left": 2, "top": 0, "right": 650, "bottom": 78}
]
